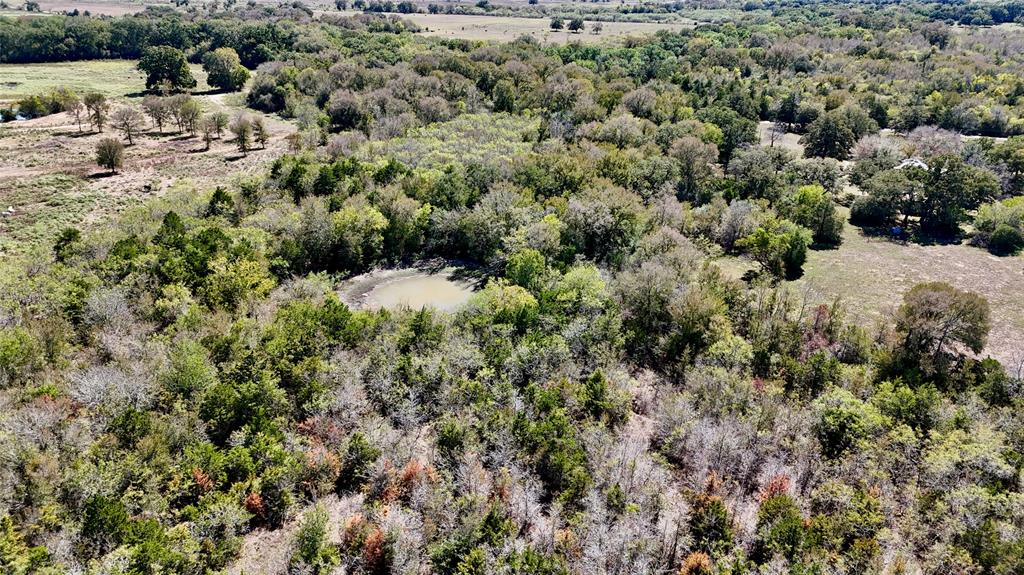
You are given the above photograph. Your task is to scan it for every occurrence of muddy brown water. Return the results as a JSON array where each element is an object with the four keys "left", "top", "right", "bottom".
[{"left": 342, "top": 267, "right": 478, "bottom": 312}]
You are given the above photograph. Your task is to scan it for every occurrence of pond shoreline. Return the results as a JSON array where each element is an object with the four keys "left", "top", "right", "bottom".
[{"left": 339, "top": 260, "right": 487, "bottom": 312}]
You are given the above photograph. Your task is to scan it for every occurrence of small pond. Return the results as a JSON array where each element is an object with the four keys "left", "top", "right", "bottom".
[{"left": 342, "top": 266, "right": 480, "bottom": 312}]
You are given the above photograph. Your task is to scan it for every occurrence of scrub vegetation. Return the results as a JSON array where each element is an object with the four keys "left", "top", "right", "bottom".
[{"left": 0, "top": 1, "right": 1023, "bottom": 574}]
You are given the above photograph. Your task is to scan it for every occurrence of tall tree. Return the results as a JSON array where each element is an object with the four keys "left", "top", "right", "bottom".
[
  {"left": 202, "top": 47, "right": 250, "bottom": 92},
  {"left": 802, "top": 112, "right": 856, "bottom": 160},
  {"left": 138, "top": 46, "right": 197, "bottom": 92}
]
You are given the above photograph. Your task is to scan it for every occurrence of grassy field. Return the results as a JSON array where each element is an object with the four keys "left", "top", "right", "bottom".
[
  {"left": 718, "top": 210, "right": 1024, "bottom": 367},
  {"left": 0, "top": 60, "right": 211, "bottom": 102},
  {"left": 0, "top": 60, "right": 145, "bottom": 101},
  {"left": 320, "top": 10, "right": 696, "bottom": 43}
]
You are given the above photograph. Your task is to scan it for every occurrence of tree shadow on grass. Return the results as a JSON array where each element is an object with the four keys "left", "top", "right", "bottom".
[
  {"left": 855, "top": 223, "right": 964, "bottom": 247},
  {"left": 87, "top": 171, "right": 118, "bottom": 179},
  {"left": 53, "top": 130, "right": 94, "bottom": 138}
]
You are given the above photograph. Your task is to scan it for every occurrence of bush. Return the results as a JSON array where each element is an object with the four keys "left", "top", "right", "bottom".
[
  {"left": 814, "top": 389, "right": 883, "bottom": 459},
  {"left": 0, "top": 327, "right": 42, "bottom": 388},
  {"left": 688, "top": 492, "right": 734, "bottom": 556},
  {"left": 753, "top": 494, "right": 805, "bottom": 563},
  {"left": 988, "top": 223, "right": 1024, "bottom": 255},
  {"left": 780, "top": 184, "right": 844, "bottom": 247},
  {"left": 292, "top": 504, "right": 339, "bottom": 574},
  {"left": 96, "top": 137, "right": 125, "bottom": 173},
  {"left": 849, "top": 194, "right": 894, "bottom": 227},
  {"left": 338, "top": 432, "right": 380, "bottom": 492}
]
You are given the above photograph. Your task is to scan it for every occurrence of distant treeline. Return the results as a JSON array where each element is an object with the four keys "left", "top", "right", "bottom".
[{"left": 0, "top": 12, "right": 295, "bottom": 66}]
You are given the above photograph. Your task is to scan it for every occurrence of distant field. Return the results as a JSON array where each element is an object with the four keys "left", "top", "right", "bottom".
[
  {"left": 3, "top": 0, "right": 150, "bottom": 15},
  {"left": 0, "top": 60, "right": 210, "bottom": 103},
  {"left": 718, "top": 209, "right": 1024, "bottom": 367},
  {"left": 345, "top": 11, "right": 696, "bottom": 43}
]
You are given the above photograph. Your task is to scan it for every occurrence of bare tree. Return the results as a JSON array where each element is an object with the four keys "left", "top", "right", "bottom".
[
  {"left": 200, "top": 116, "right": 217, "bottom": 150},
  {"left": 142, "top": 95, "right": 169, "bottom": 134},
  {"left": 64, "top": 95, "right": 85, "bottom": 132},
  {"left": 83, "top": 92, "right": 108, "bottom": 132},
  {"left": 111, "top": 106, "right": 146, "bottom": 145},
  {"left": 211, "top": 111, "right": 229, "bottom": 138}
]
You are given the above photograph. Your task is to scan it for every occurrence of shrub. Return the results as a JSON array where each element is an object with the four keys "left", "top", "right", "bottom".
[
  {"left": 988, "top": 223, "right": 1024, "bottom": 255},
  {"left": 813, "top": 389, "right": 883, "bottom": 459},
  {"left": 779, "top": 184, "right": 844, "bottom": 247},
  {"left": 96, "top": 137, "right": 125, "bottom": 173},
  {"left": 688, "top": 492, "right": 734, "bottom": 556},
  {"left": 0, "top": 327, "right": 42, "bottom": 388},
  {"left": 973, "top": 197, "right": 1024, "bottom": 253},
  {"left": 849, "top": 194, "right": 893, "bottom": 227},
  {"left": 338, "top": 432, "right": 380, "bottom": 492},
  {"left": 291, "top": 504, "right": 339, "bottom": 574},
  {"left": 753, "top": 494, "right": 805, "bottom": 563}
]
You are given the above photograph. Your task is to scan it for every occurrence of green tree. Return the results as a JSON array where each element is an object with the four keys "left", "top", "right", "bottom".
[
  {"left": 780, "top": 184, "right": 844, "bottom": 246},
  {"left": 697, "top": 107, "right": 758, "bottom": 168},
  {"left": 138, "top": 46, "right": 197, "bottom": 92},
  {"left": 202, "top": 47, "right": 250, "bottom": 92},
  {"left": 738, "top": 215, "right": 813, "bottom": 279},
  {"left": 919, "top": 154, "right": 1000, "bottom": 236},
  {"left": 802, "top": 112, "right": 856, "bottom": 160},
  {"left": 895, "top": 282, "right": 991, "bottom": 375}
]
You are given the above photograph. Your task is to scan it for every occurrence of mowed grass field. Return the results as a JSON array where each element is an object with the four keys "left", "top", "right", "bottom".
[{"left": 0, "top": 60, "right": 144, "bottom": 100}]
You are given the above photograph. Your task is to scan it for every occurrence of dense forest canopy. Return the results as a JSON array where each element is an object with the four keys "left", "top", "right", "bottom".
[{"left": 0, "top": 1, "right": 1023, "bottom": 575}]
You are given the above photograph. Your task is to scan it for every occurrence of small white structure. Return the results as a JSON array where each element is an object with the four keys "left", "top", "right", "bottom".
[{"left": 895, "top": 157, "right": 928, "bottom": 170}]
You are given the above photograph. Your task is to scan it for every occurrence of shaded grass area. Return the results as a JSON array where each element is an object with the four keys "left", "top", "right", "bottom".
[{"left": 719, "top": 210, "right": 1024, "bottom": 366}]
